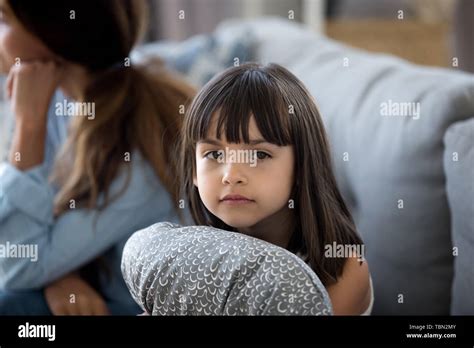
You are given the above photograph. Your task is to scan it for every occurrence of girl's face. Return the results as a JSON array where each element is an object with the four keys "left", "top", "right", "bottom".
[
  {"left": 194, "top": 113, "right": 295, "bottom": 233},
  {"left": 0, "top": 0, "right": 55, "bottom": 74}
]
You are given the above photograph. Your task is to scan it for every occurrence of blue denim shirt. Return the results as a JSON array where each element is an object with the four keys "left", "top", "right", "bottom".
[{"left": 0, "top": 91, "right": 181, "bottom": 314}]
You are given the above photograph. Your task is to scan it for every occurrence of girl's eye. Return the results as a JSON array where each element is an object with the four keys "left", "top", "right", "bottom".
[
  {"left": 204, "top": 151, "right": 222, "bottom": 160},
  {"left": 256, "top": 151, "right": 271, "bottom": 160}
]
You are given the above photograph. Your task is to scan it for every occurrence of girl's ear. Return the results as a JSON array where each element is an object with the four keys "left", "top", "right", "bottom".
[{"left": 193, "top": 175, "right": 198, "bottom": 187}]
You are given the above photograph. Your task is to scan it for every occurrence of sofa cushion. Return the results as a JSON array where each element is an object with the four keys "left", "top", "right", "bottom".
[
  {"left": 121, "top": 222, "right": 332, "bottom": 315},
  {"left": 443, "top": 118, "right": 474, "bottom": 315},
  {"left": 132, "top": 30, "right": 255, "bottom": 87}
]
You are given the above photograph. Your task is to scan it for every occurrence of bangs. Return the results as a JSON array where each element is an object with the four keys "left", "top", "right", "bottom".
[{"left": 188, "top": 65, "right": 293, "bottom": 146}]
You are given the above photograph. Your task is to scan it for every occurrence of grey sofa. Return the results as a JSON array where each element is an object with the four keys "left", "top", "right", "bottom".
[{"left": 134, "top": 17, "right": 474, "bottom": 315}]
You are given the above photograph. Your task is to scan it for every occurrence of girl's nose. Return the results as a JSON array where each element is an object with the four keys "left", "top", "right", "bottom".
[{"left": 221, "top": 163, "right": 248, "bottom": 185}]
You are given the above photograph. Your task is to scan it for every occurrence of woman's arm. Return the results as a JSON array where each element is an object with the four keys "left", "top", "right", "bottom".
[
  {"left": 44, "top": 272, "right": 109, "bottom": 315},
  {"left": 1, "top": 60, "right": 177, "bottom": 296},
  {"left": 6, "top": 61, "right": 62, "bottom": 170},
  {"left": 9, "top": 121, "right": 47, "bottom": 170},
  {"left": 0, "top": 152, "right": 173, "bottom": 290}
]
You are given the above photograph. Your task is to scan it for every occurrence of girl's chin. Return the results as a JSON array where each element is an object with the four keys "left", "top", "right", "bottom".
[{"left": 219, "top": 218, "right": 255, "bottom": 231}]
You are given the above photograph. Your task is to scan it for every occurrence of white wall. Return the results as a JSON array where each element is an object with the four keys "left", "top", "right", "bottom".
[
  {"left": 242, "top": 0, "right": 325, "bottom": 33},
  {"left": 150, "top": 0, "right": 325, "bottom": 40}
]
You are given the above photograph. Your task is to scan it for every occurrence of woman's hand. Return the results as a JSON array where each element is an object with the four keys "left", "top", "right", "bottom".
[
  {"left": 6, "top": 60, "right": 63, "bottom": 126},
  {"left": 6, "top": 60, "right": 64, "bottom": 169},
  {"left": 44, "top": 272, "right": 110, "bottom": 316}
]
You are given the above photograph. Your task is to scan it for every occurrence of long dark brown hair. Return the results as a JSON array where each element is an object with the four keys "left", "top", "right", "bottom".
[
  {"left": 180, "top": 63, "right": 362, "bottom": 286},
  {"left": 8, "top": 0, "right": 195, "bottom": 286}
]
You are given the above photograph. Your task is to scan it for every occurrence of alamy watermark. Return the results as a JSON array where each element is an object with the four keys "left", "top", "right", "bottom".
[
  {"left": 55, "top": 99, "right": 95, "bottom": 120},
  {"left": 380, "top": 99, "right": 420, "bottom": 120},
  {"left": 18, "top": 322, "right": 55, "bottom": 341},
  {"left": 216, "top": 147, "right": 259, "bottom": 167},
  {"left": 0, "top": 241, "right": 38, "bottom": 262},
  {"left": 324, "top": 242, "right": 365, "bottom": 262}
]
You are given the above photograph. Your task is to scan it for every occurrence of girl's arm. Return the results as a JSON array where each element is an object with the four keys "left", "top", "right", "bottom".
[{"left": 326, "top": 257, "right": 372, "bottom": 315}]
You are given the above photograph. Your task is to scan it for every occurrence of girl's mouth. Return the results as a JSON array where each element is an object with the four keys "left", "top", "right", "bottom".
[{"left": 220, "top": 194, "right": 255, "bottom": 205}]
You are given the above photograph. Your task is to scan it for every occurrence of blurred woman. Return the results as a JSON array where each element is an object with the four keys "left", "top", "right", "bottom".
[{"left": 0, "top": 0, "right": 194, "bottom": 314}]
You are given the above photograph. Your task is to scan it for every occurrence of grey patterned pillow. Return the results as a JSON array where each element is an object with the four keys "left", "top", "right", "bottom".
[{"left": 121, "top": 222, "right": 333, "bottom": 315}]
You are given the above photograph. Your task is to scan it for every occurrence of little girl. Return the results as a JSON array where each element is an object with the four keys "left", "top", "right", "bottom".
[{"left": 179, "top": 62, "right": 373, "bottom": 315}]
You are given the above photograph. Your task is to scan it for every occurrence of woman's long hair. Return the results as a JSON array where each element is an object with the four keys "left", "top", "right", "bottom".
[
  {"left": 8, "top": 0, "right": 195, "bottom": 215},
  {"left": 180, "top": 63, "right": 363, "bottom": 286}
]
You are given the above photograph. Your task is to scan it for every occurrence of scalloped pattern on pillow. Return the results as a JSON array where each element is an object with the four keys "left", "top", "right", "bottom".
[{"left": 121, "top": 222, "right": 332, "bottom": 316}]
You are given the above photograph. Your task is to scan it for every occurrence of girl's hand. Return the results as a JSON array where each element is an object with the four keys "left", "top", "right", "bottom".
[
  {"left": 44, "top": 273, "right": 110, "bottom": 316},
  {"left": 6, "top": 60, "right": 63, "bottom": 128}
]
